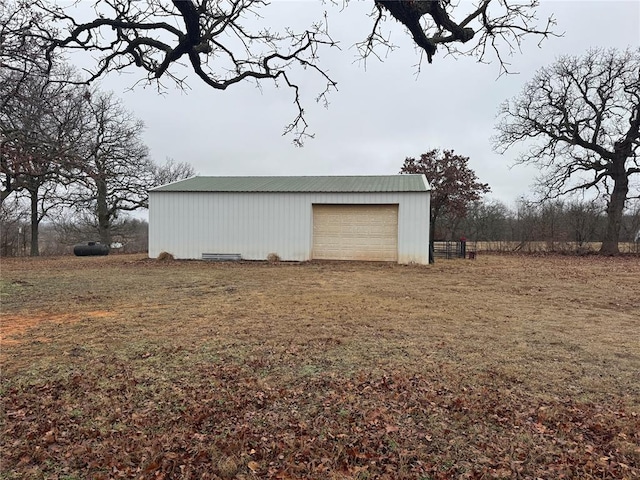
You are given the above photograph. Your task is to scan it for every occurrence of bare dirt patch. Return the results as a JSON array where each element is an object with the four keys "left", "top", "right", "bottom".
[
  {"left": 1, "top": 253, "right": 638, "bottom": 479},
  {"left": 1, "top": 310, "right": 113, "bottom": 345}
]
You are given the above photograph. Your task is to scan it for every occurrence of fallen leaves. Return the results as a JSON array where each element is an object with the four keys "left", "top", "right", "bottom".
[{"left": 1, "top": 359, "right": 638, "bottom": 479}]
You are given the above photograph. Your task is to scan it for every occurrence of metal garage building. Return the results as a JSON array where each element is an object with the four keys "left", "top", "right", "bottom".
[{"left": 148, "top": 175, "right": 431, "bottom": 264}]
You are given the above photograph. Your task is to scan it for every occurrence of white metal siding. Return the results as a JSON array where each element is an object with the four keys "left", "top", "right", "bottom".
[{"left": 149, "top": 191, "right": 430, "bottom": 264}]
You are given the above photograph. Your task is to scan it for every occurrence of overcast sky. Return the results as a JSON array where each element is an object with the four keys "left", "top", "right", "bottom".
[{"left": 87, "top": 0, "right": 639, "bottom": 208}]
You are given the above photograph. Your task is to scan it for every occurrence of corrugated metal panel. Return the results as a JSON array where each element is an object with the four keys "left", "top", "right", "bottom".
[
  {"left": 149, "top": 191, "right": 430, "bottom": 264},
  {"left": 150, "top": 175, "right": 430, "bottom": 193},
  {"left": 396, "top": 192, "right": 430, "bottom": 264}
]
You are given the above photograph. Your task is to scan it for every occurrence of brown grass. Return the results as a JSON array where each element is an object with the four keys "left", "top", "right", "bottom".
[{"left": 1, "top": 253, "right": 639, "bottom": 479}]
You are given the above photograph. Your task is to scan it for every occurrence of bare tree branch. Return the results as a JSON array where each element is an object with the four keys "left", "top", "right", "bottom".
[
  {"left": 25, "top": 0, "right": 339, "bottom": 145},
  {"left": 363, "top": 0, "right": 559, "bottom": 75}
]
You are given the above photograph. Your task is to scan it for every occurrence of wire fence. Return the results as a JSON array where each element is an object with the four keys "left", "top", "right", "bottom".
[{"left": 431, "top": 241, "right": 472, "bottom": 260}]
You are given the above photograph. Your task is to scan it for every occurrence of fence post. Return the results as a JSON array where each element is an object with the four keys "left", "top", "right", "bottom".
[{"left": 459, "top": 237, "right": 466, "bottom": 259}]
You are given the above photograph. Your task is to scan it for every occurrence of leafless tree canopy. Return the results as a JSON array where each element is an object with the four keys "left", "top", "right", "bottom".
[
  {"left": 366, "top": 0, "right": 556, "bottom": 72},
  {"left": 0, "top": 61, "right": 86, "bottom": 201},
  {"left": 15, "top": 0, "right": 557, "bottom": 144},
  {"left": 152, "top": 158, "right": 197, "bottom": 188},
  {"left": 1, "top": 2, "right": 48, "bottom": 75},
  {"left": 494, "top": 47, "right": 640, "bottom": 254}
]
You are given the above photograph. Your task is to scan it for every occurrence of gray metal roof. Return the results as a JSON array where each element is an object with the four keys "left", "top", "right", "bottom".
[{"left": 151, "top": 175, "right": 430, "bottom": 193}]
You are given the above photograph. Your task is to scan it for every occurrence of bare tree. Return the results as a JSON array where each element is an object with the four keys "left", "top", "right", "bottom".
[
  {"left": 400, "top": 149, "right": 490, "bottom": 241},
  {"left": 69, "top": 92, "right": 151, "bottom": 246},
  {"left": 0, "top": 1, "right": 49, "bottom": 79},
  {"left": 0, "top": 194, "right": 29, "bottom": 257},
  {"left": 494, "top": 48, "right": 640, "bottom": 255},
  {"left": 0, "top": 62, "right": 86, "bottom": 255},
  {"left": 20, "top": 1, "right": 556, "bottom": 144},
  {"left": 539, "top": 199, "right": 566, "bottom": 248},
  {"left": 566, "top": 198, "right": 604, "bottom": 247},
  {"left": 460, "top": 199, "right": 511, "bottom": 242},
  {"left": 511, "top": 197, "right": 540, "bottom": 249},
  {"left": 152, "top": 158, "right": 197, "bottom": 188},
  {"left": 69, "top": 93, "right": 195, "bottom": 245},
  {"left": 620, "top": 199, "right": 640, "bottom": 248}
]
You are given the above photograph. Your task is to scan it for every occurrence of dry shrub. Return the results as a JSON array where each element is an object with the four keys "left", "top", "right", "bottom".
[
  {"left": 157, "top": 251, "right": 175, "bottom": 261},
  {"left": 266, "top": 253, "right": 280, "bottom": 264},
  {"left": 216, "top": 455, "right": 239, "bottom": 479}
]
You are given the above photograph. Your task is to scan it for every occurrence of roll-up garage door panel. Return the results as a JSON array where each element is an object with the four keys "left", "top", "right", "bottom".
[{"left": 312, "top": 205, "right": 398, "bottom": 261}]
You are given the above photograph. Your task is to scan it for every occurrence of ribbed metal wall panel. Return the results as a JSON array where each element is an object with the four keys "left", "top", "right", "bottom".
[{"left": 149, "top": 191, "right": 430, "bottom": 264}]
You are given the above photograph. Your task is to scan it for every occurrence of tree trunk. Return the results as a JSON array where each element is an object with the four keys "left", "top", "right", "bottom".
[
  {"left": 29, "top": 187, "right": 39, "bottom": 256},
  {"left": 600, "top": 158, "right": 628, "bottom": 255},
  {"left": 430, "top": 202, "right": 445, "bottom": 242},
  {"left": 96, "top": 178, "right": 111, "bottom": 246},
  {"left": 430, "top": 213, "right": 438, "bottom": 242}
]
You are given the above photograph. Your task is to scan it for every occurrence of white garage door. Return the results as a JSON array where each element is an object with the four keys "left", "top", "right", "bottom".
[{"left": 312, "top": 204, "right": 398, "bottom": 261}]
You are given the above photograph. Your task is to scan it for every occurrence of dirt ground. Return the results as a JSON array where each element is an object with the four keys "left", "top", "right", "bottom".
[{"left": 1, "top": 253, "right": 639, "bottom": 479}]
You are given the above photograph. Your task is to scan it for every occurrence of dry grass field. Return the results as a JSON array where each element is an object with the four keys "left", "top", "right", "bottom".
[
  {"left": 1, "top": 253, "right": 639, "bottom": 479},
  {"left": 473, "top": 241, "right": 640, "bottom": 254}
]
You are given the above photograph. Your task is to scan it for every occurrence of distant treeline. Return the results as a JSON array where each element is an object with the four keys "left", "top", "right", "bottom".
[
  {"left": 435, "top": 198, "right": 640, "bottom": 252},
  {"left": 0, "top": 210, "right": 148, "bottom": 257}
]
